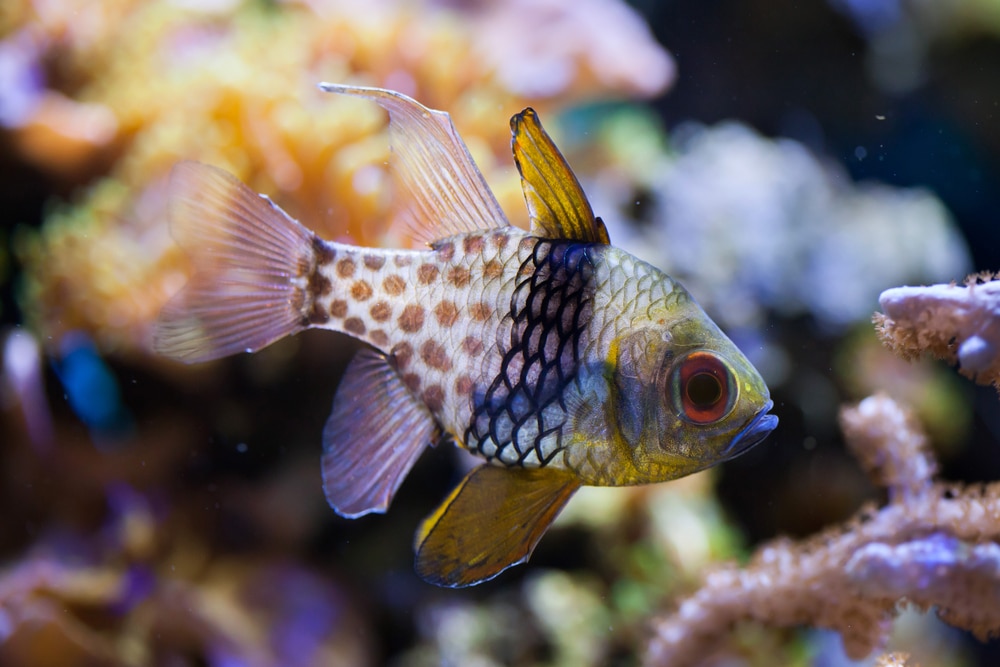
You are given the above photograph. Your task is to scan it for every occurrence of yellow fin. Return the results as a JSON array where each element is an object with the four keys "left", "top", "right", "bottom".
[
  {"left": 510, "top": 109, "right": 610, "bottom": 244},
  {"left": 414, "top": 465, "right": 580, "bottom": 587}
]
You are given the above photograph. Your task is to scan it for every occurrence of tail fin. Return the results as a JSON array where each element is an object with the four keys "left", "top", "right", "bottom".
[{"left": 154, "top": 162, "right": 316, "bottom": 363}]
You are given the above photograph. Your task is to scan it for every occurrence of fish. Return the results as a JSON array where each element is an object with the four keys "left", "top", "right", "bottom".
[{"left": 154, "top": 84, "right": 778, "bottom": 587}]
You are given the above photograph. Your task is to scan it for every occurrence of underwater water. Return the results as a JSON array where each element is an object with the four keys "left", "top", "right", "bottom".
[{"left": 1, "top": 0, "right": 999, "bottom": 665}]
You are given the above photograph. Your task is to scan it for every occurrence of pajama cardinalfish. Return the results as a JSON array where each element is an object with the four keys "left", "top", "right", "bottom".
[{"left": 154, "top": 84, "right": 778, "bottom": 587}]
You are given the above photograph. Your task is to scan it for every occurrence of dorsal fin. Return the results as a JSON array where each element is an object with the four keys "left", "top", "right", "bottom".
[
  {"left": 510, "top": 108, "right": 610, "bottom": 244},
  {"left": 318, "top": 83, "right": 509, "bottom": 247}
]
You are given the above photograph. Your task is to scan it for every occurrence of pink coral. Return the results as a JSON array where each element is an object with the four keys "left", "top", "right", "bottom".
[
  {"left": 876, "top": 273, "right": 1000, "bottom": 390},
  {"left": 644, "top": 394, "right": 1000, "bottom": 666}
]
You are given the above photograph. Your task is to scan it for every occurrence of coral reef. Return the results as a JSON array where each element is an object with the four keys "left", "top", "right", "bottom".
[
  {"left": 7, "top": 0, "right": 673, "bottom": 355},
  {"left": 0, "top": 489, "right": 370, "bottom": 666},
  {"left": 644, "top": 279, "right": 1000, "bottom": 665},
  {"left": 0, "top": 324, "right": 368, "bottom": 664},
  {"left": 876, "top": 274, "right": 1000, "bottom": 391},
  {"left": 3, "top": 1, "right": 999, "bottom": 665},
  {"left": 645, "top": 393, "right": 1000, "bottom": 666},
  {"left": 876, "top": 654, "right": 915, "bottom": 667}
]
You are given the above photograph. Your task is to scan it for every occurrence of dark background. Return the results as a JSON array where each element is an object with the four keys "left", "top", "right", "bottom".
[{"left": 2, "top": 0, "right": 999, "bottom": 664}]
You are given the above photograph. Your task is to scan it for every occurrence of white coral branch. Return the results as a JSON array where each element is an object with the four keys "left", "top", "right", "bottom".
[
  {"left": 876, "top": 275, "right": 1000, "bottom": 389},
  {"left": 840, "top": 394, "right": 936, "bottom": 501},
  {"left": 846, "top": 535, "right": 1000, "bottom": 640},
  {"left": 644, "top": 395, "right": 1000, "bottom": 667}
]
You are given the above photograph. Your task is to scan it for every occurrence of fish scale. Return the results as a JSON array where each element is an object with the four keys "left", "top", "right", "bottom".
[
  {"left": 154, "top": 84, "right": 777, "bottom": 587},
  {"left": 305, "top": 228, "right": 538, "bottom": 444},
  {"left": 467, "top": 239, "right": 595, "bottom": 469}
]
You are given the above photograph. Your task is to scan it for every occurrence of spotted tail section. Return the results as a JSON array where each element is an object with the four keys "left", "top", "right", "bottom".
[{"left": 154, "top": 161, "right": 323, "bottom": 363}]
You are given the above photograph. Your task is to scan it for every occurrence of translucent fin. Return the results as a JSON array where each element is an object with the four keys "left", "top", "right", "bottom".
[
  {"left": 414, "top": 465, "right": 580, "bottom": 587},
  {"left": 322, "top": 348, "right": 437, "bottom": 518},
  {"left": 510, "top": 108, "right": 610, "bottom": 244},
  {"left": 154, "top": 161, "right": 315, "bottom": 363},
  {"left": 318, "top": 83, "right": 509, "bottom": 246}
]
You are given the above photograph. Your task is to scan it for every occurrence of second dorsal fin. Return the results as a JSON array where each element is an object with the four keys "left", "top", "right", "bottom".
[{"left": 510, "top": 108, "right": 610, "bottom": 245}]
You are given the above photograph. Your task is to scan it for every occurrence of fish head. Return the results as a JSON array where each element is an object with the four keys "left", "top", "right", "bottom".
[{"left": 606, "top": 296, "right": 777, "bottom": 484}]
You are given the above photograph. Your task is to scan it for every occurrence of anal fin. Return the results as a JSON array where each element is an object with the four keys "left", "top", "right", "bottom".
[
  {"left": 415, "top": 465, "right": 580, "bottom": 587},
  {"left": 322, "top": 348, "right": 437, "bottom": 518}
]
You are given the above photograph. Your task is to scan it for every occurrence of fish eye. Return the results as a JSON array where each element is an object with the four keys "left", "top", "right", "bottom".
[{"left": 671, "top": 351, "right": 737, "bottom": 424}]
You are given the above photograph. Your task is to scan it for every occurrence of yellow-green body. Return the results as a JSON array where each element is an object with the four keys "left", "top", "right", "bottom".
[
  {"left": 155, "top": 85, "right": 777, "bottom": 587},
  {"left": 303, "top": 226, "right": 763, "bottom": 487}
]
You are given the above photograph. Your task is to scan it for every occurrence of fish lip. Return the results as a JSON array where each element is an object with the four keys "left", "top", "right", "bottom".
[{"left": 724, "top": 400, "right": 778, "bottom": 460}]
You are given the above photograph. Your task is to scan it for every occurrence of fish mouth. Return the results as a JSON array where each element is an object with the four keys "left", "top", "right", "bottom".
[{"left": 724, "top": 400, "right": 778, "bottom": 460}]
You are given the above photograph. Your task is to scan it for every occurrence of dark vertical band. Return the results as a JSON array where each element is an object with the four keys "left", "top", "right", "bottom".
[{"left": 465, "top": 239, "right": 596, "bottom": 467}]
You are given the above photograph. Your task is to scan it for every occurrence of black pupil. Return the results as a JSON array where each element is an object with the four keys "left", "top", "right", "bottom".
[{"left": 687, "top": 372, "right": 722, "bottom": 407}]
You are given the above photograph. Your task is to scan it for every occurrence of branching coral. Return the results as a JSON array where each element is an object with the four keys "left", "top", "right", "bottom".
[
  {"left": 644, "top": 393, "right": 1000, "bottom": 666},
  {"left": 646, "top": 277, "right": 1000, "bottom": 664},
  {"left": 876, "top": 273, "right": 1000, "bottom": 390}
]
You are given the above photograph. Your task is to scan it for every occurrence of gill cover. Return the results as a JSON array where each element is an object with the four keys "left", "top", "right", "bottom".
[{"left": 608, "top": 313, "right": 774, "bottom": 484}]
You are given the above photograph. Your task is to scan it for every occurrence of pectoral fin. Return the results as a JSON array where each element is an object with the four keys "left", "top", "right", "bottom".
[
  {"left": 414, "top": 465, "right": 580, "bottom": 587},
  {"left": 510, "top": 108, "right": 610, "bottom": 245},
  {"left": 322, "top": 348, "right": 437, "bottom": 518}
]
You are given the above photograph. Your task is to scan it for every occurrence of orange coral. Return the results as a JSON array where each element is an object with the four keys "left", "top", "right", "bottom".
[{"left": 10, "top": 0, "right": 674, "bottom": 356}]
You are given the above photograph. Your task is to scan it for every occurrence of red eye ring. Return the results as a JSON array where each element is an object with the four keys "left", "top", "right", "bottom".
[{"left": 671, "top": 351, "right": 736, "bottom": 424}]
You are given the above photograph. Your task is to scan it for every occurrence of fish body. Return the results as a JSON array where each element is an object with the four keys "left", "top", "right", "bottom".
[{"left": 155, "top": 85, "right": 777, "bottom": 586}]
